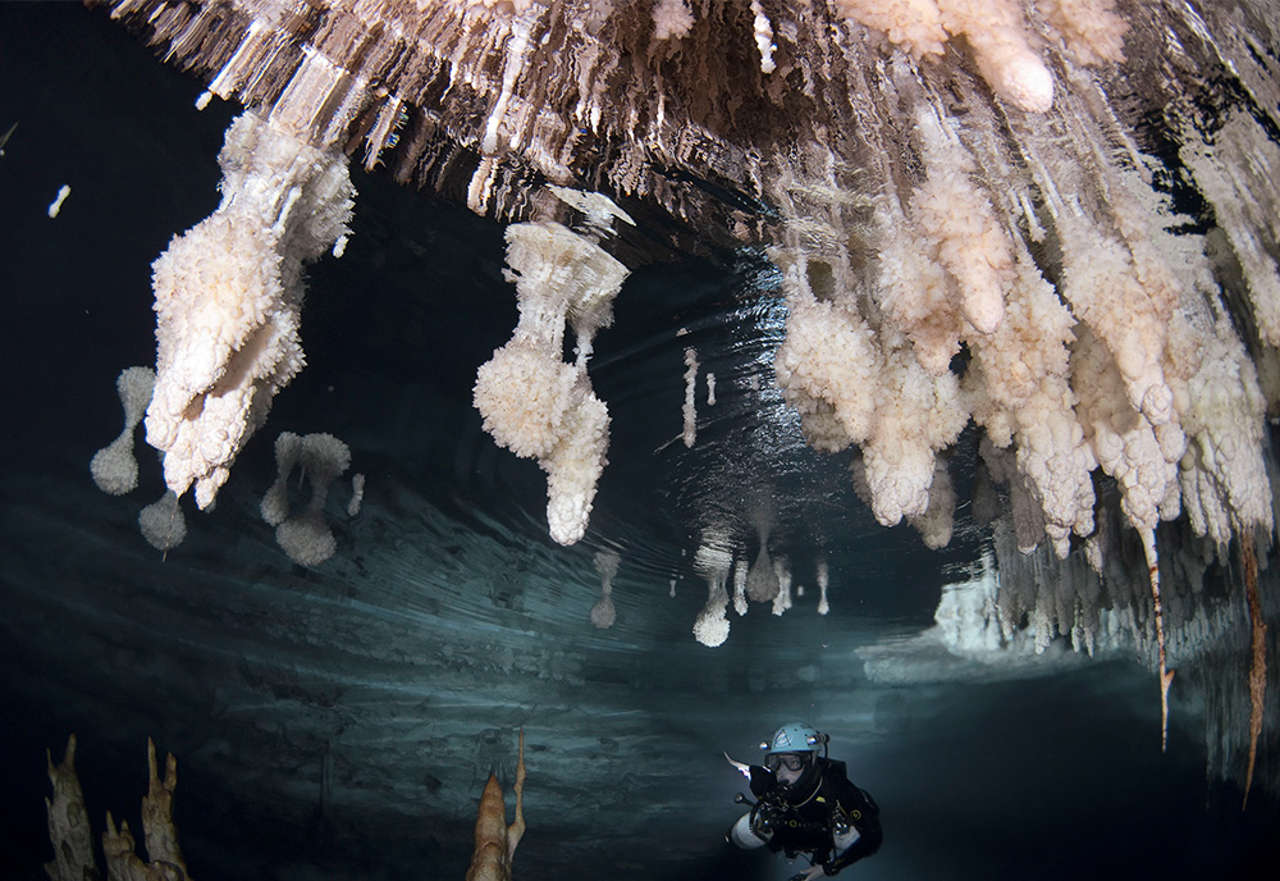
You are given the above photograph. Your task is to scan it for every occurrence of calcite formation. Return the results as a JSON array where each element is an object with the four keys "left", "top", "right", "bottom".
[{"left": 91, "top": 1, "right": 1279, "bottom": 765}]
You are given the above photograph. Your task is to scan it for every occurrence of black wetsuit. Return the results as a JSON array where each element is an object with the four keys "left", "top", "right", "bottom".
[{"left": 748, "top": 757, "right": 882, "bottom": 874}]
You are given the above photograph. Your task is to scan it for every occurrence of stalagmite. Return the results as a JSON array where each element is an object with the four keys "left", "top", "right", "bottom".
[
  {"left": 465, "top": 729, "right": 526, "bottom": 881},
  {"left": 137, "top": 738, "right": 189, "bottom": 875},
  {"left": 43, "top": 737, "right": 193, "bottom": 881},
  {"left": 43, "top": 735, "right": 94, "bottom": 881}
]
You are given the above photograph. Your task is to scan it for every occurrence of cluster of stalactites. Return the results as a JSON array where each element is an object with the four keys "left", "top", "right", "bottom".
[
  {"left": 770, "top": 69, "right": 1277, "bottom": 567},
  {"left": 97, "top": 0, "right": 1138, "bottom": 244},
  {"left": 933, "top": 516, "right": 1275, "bottom": 792},
  {"left": 831, "top": 0, "right": 1130, "bottom": 112},
  {"left": 101, "top": 0, "right": 1280, "bottom": 563}
]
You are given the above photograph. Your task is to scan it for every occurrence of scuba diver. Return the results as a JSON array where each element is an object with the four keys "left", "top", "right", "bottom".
[{"left": 725, "top": 722, "right": 881, "bottom": 879}]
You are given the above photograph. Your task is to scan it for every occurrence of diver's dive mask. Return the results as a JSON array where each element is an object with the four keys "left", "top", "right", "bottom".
[{"left": 764, "top": 752, "right": 810, "bottom": 773}]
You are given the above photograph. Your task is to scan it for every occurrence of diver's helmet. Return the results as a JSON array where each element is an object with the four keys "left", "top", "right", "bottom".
[{"left": 760, "top": 722, "right": 827, "bottom": 794}]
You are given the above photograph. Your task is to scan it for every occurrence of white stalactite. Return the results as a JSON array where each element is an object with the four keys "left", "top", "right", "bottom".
[
  {"left": 145, "top": 111, "right": 354, "bottom": 510},
  {"left": 474, "top": 212, "right": 629, "bottom": 545}
]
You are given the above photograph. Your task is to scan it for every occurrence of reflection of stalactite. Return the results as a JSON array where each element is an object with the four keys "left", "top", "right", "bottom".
[
  {"left": 692, "top": 533, "right": 733, "bottom": 646},
  {"left": 591, "top": 550, "right": 620, "bottom": 629},
  {"left": 682, "top": 346, "right": 698, "bottom": 448},
  {"left": 746, "top": 501, "right": 779, "bottom": 604},
  {"left": 979, "top": 500, "right": 1277, "bottom": 796},
  {"left": 816, "top": 555, "right": 830, "bottom": 616},
  {"left": 1241, "top": 538, "right": 1266, "bottom": 811}
]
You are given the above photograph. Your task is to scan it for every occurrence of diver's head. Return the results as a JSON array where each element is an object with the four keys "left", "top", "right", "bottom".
[
  {"left": 764, "top": 750, "right": 812, "bottom": 785},
  {"left": 760, "top": 722, "right": 827, "bottom": 790}
]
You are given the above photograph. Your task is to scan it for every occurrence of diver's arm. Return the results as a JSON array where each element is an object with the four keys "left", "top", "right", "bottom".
[
  {"left": 823, "top": 819, "right": 881, "bottom": 874},
  {"left": 822, "top": 780, "right": 882, "bottom": 874},
  {"left": 825, "top": 810, "right": 882, "bottom": 873},
  {"left": 748, "top": 764, "right": 776, "bottom": 797}
]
